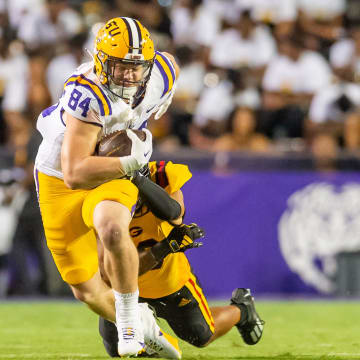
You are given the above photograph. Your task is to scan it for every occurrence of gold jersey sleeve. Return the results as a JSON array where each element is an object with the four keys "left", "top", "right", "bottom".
[{"left": 149, "top": 160, "right": 192, "bottom": 194}]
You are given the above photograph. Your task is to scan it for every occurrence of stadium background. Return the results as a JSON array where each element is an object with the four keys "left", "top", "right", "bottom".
[{"left": 1, "top": 0, "right": 360, "bottom": 301}]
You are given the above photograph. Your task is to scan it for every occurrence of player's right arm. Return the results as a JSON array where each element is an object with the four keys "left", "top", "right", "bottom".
[
  {"left": 61, "top": 111, "right": 127, "bottom": 189},
  {"left": 60, "top": 72, "right": 153, "bottom": 189},
  {"left": 62, "top": 112, "right": 153, "bottom": 189}
]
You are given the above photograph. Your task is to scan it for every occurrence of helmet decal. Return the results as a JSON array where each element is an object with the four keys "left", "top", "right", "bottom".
[{"left": 119, "top": 17, "right": 142, "bottom": 55}]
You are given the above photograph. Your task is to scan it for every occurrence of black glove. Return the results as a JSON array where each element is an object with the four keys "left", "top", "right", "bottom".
[
  {"left": 166, "top": 223, "right": 204, "bottom": 252},
  {"left": 151, "top": 223, "right": 205, "bottom": 262}
]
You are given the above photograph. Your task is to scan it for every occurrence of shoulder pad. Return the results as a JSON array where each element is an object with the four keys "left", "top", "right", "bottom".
[
  {"left": 62, "top": 74, "right": 112, "bottom": 118},
  {"left": 154, "top": 52, "right": 176, "bottom": 99}
]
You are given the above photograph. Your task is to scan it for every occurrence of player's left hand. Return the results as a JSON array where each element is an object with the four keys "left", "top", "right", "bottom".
[{"left": 166, "top": 223, "right": 205, "bottom": 253}]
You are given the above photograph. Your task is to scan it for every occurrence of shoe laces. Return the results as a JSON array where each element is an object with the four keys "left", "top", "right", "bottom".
[
  {"left": 146, "top": 339, "right": 164, "bottom": 353},
  {"left": 121, "top": 327, "right": 136, "bottom": 341}
]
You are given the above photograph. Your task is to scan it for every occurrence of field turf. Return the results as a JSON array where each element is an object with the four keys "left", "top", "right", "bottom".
[{"left": 0, "top": 300, "right": 359, "bottom": 360}]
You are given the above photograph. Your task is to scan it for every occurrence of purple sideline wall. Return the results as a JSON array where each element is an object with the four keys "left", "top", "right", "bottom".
[{"left": 181, "top": 170, "right": 360, "bottom": 298}]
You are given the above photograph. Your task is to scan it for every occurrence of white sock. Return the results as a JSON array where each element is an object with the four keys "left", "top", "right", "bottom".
[{"left": 113, "top": 289, "right": 140, "bottom": 330}]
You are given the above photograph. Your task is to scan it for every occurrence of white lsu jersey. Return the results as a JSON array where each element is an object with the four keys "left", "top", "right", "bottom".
[{"left": 35, "top": 51, "right": 176, "bottom": 179}]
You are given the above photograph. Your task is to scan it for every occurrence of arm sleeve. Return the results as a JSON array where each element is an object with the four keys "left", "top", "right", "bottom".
[
  {"left": 133, "top": 161, "right": 192, "bottom": 221},
  {"left": 132, "top": 173, "right": 182, "bottom": 221}
]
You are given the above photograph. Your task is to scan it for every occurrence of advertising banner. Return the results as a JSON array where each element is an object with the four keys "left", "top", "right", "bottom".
[{"left": 182, "top": 170, "right": 360, "bottom": 298}]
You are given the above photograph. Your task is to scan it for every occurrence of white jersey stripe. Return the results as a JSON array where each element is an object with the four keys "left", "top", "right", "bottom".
[{"left": 124, "top": 17, "right": 140, "bottom": 54}]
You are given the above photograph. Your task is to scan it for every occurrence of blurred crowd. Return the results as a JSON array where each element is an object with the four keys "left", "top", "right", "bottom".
[
  {"left": 1, "top": 0, "right": 360, "bottom": 160},
  {"left": 1, "top": 0, "right": 360, "bottom": 296}
]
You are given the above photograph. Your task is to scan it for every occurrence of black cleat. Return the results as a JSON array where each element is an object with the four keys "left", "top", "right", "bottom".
[
  {"left": 230, "top": 288, "right": 265, "bottom": 345},
  {"left": 99, "top": 317, "right": 119, "bottom": 357}
]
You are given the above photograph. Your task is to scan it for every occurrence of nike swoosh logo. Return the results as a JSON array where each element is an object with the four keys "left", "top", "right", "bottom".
[
  {"left": 146, "top": 106, "right": 156, "bottom": 113},
  {"left": 144, "top": 150, "right": 151, "bottom": 158}
]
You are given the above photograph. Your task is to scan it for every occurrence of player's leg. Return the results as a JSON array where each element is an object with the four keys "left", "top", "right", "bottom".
[
  {"left": 200, "top": 291, "right": 266, "bottom": 345},
  {"left": 143, "top": 278, "right": 215, "bottom": 348},
  {"left": 73, "top": 270, "right": 182, "bottom": 358},
  {"left": 37, "top": 172, "right": 143, "bottom": 357},
  {"left": 46, "top": 227, "right": 118, "bottom": 322},
  {"left": 207, "top": 305, "right": 240, "bottom": 342},
  {"left": 98, "top": 304, "right": 182, "bottom": 359},
  {"left": 144, "top": 277, "right": 264, "bottom": 347},
  {"left": 82, "top": 179, "right": 146, "bottom": 356},
  {"left": 92, "top": 203, "right": 144, "bottom": 356},
  {"left": 93, "top": 200, "right": 138, "bottom": 294},
  {"left": 70, "top": 270, "right": 116, "bottom": 321},
  {"left": 173, "top": 285, "right": 264, "bottom": 346},
  {"left": 229, "top": 288, "right": 265, "bottom": 345},
  {"left": 97, "top": 240, "right": 181, "bottom": 359}
]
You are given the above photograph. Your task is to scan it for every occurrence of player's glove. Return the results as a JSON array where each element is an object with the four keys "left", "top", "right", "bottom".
[
  {"left": 166, "top": 223, "right": 204, "bottom": 252},
  {"left": 119, "top": 128, "right": 153, "bottom": 175},
  {"left": 151, "top": 223, "right": 205, "bottom": 262}
]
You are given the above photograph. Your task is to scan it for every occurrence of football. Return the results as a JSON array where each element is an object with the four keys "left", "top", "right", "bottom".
[{"left": 96, "top": 129, "right": 146, "bottom": 157}]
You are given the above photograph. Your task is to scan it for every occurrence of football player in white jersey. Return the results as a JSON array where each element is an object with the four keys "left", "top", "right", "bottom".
[{"left": 34, "top": 17, "right": 181, "bottom": 358}]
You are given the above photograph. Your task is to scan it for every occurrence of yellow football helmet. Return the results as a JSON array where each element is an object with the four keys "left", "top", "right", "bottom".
[{"left": 94, "top": 17, "right": 155, "bottom": 103}]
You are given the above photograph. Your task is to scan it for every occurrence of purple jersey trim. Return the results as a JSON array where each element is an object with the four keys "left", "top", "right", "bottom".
[
  {"left": 41, "top": 103, "right": 59, "bottom": 117},
  {"left": 155, "top": 60, "right": 169, "bottom": 98},
  {"left": 156, "top": 51, "right": 176, "bottom": 83},
  {"left": 138, "top": 120, "right": 148, "bottom": 130},
  {"left": 79, "top": 74, "right": 112, "bottom": 115}
]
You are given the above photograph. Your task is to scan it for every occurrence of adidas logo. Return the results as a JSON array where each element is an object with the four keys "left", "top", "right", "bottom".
[{"left": 178, "top": 298, "right": 191, "bottom": 307}]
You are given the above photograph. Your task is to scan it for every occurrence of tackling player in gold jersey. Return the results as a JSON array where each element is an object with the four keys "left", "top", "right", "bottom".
[{"left": 98, "top": 161, "right": 265, "bottom": 357}]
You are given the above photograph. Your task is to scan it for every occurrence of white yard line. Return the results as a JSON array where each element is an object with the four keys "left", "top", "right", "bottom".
[
  {"left": 0, "top": 354, "right": 91, "bottom": 358},
  {"left": 297, "top": 354, "right": 360, "bottom": 358},
  {"left": 328, "top": 353, "right": 360, "bottom": 357}
]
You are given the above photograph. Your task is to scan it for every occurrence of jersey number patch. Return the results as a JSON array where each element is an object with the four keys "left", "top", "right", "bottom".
[{"left": 68, "top": 89, "right": 91, "bottom": 117}]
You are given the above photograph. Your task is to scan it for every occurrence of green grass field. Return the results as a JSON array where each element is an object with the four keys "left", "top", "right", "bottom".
[{"left": 0, "top": 300, "right": 359, "bottom": 360}]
